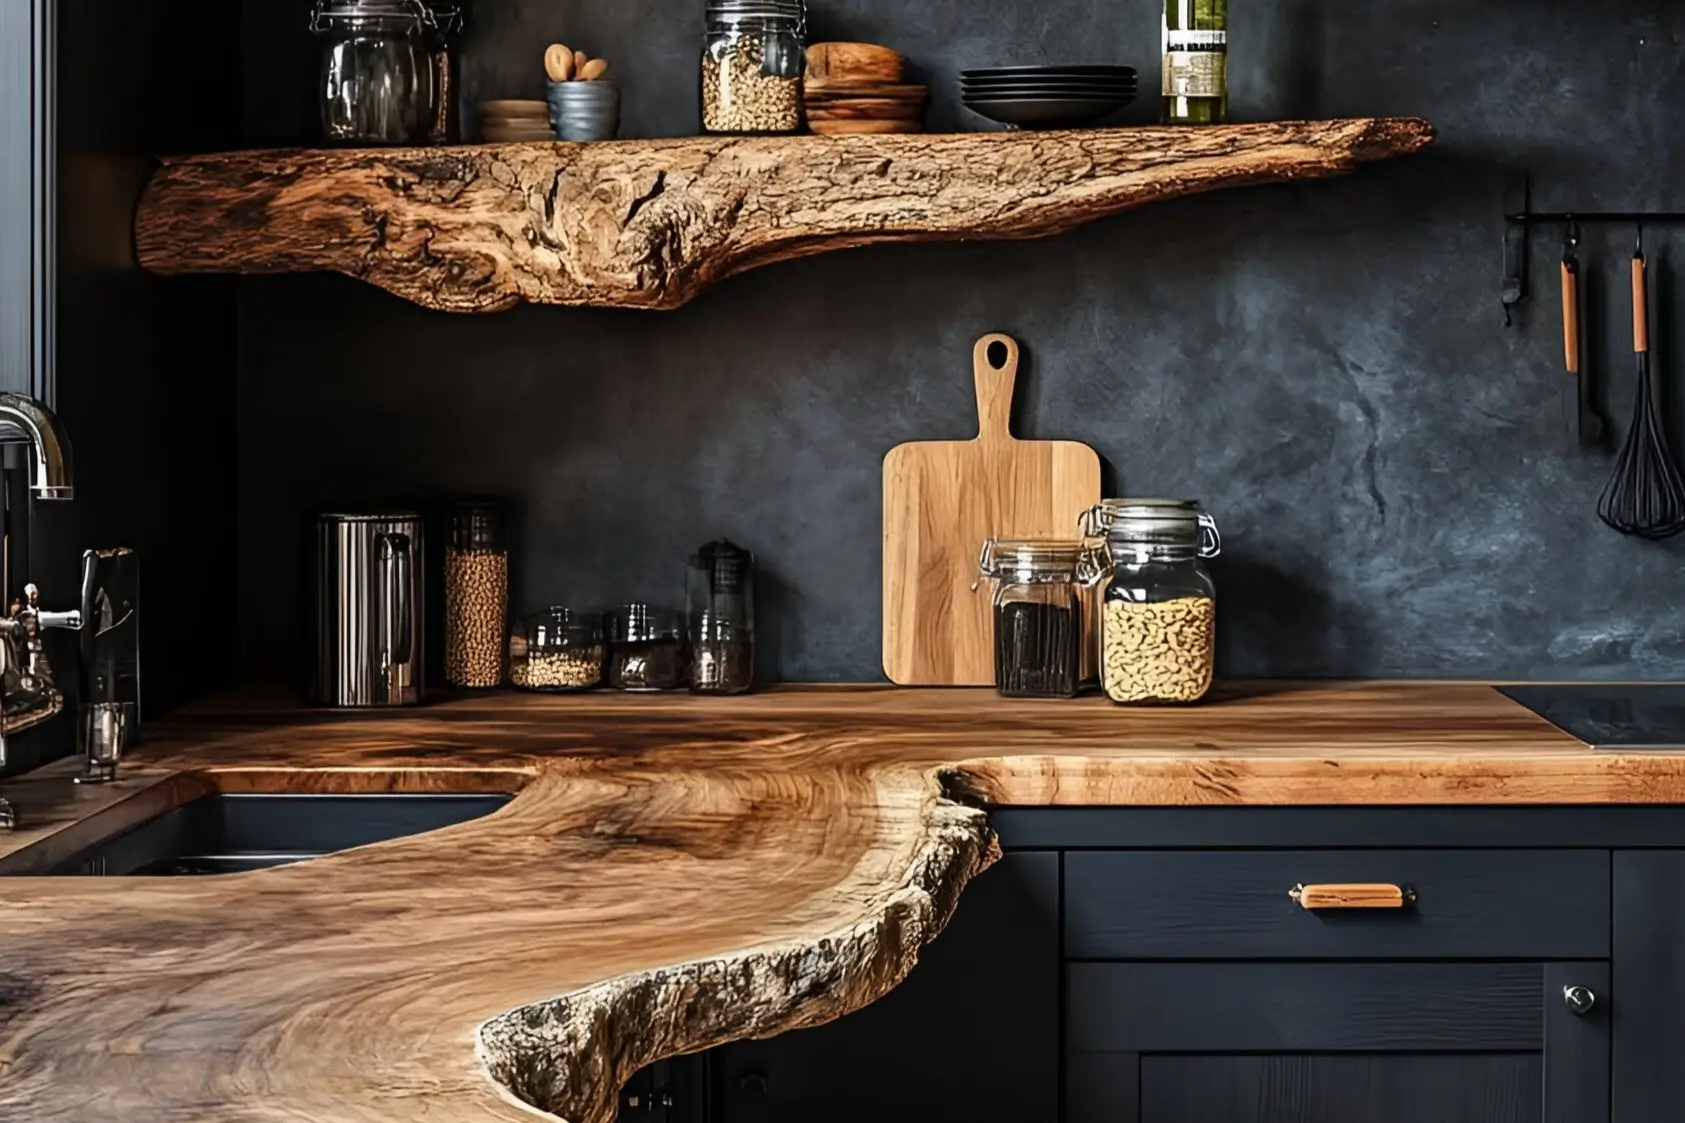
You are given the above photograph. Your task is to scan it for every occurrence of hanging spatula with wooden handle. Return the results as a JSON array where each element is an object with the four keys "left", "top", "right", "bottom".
[{"left": 882, "top": 334, "right": 1101, "bottom": 685}]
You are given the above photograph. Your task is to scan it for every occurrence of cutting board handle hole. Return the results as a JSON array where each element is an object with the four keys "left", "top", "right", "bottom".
[{"left": 986, "top": 339, "right": 1011, "bottom": 369}]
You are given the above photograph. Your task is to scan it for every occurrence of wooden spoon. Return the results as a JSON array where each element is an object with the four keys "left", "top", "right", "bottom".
[{"left": 545, "top": 43, "right": 574, "bottom": 82}]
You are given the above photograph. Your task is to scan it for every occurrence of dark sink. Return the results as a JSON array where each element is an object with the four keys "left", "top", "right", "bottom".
[{"left": 40, "top": 793, "right": 512, "bottom": 876}]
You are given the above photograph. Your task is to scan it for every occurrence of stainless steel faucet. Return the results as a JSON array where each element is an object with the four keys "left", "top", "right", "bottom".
[
  {"left": 0, "top": 392, "right": 73, "bottom": 502},
  {"left": 0, "top": 392, "right": 74, "bottom": 830}
]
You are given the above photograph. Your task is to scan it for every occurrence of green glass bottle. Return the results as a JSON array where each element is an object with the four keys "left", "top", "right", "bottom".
[{"left": 1162, "top": 0, "right": 1228, "bottom": 124}]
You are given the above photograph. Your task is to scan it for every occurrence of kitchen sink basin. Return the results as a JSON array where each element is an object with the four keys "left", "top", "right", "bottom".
[{"left": 38, "top": 793, "right": 512, "bottom": 876}]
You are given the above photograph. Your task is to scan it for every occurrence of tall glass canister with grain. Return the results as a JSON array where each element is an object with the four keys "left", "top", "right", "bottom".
[
  {"left": 443, "top": 499, "right": 508, "bottom": 688},
  {"left": 1162, "top": 0, "right": 1227, "bottom": 124}
]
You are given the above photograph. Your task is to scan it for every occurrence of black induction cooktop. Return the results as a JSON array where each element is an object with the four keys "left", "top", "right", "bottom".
[{"left": 1500, "top": 684, "right": 1685, "bottom": 750}]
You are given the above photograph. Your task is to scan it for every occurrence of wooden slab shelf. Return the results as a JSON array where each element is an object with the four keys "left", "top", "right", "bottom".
[
  {"left": 133, "top": 118, "right": 1433, "bottom": 312},
  {"left": 5, "top": 681, "right": 1683, "bottom": 1123}
]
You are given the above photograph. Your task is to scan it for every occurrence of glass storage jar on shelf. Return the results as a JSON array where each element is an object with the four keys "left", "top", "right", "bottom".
[
  {"left": 976, "top": 539, "right": 1089, "bottom": 699},
  {"left": 311, "top": 0, "right": 436, "bottom": 145},
  {"left": 1082, "top": 499, "right": 1220, "bottom": 705},
  {"left": 509, "top": 608, "right": 605, "bottom": 692},
  {"left": 701, "top": 0, "right": 807, "bottom": 134}
]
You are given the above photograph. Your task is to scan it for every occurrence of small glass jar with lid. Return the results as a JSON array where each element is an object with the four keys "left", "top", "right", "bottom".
[
  {"left": 608, "top": 605, "right": 689, "bottom": 691},
  {"left": 1083, "top": 499, "right": 1221, "bottom": 705},
  {"left": 311, "top": 0, "right": 437, "bottom": 145},
  {"left": 977, "top": 539, "right": 1089, "bottom": 699},
  {"left": 509, "top": 608, "right": 605, "bottom": 692},
  {"left": 701, "top": 0, "right": 807, "bottom": 135}
]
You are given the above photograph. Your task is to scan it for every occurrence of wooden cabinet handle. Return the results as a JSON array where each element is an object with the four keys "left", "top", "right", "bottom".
[{"left": 1289, "top": 883, "right": 1417, "bottom": 910}]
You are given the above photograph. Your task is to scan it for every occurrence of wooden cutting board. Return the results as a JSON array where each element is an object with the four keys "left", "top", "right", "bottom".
[{"left": 883, "top": 333, "right": 1102, "bottom": 685}]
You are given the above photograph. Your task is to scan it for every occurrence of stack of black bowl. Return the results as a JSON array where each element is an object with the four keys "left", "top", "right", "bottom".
[{"left": 960, "top": 65, "right": 1137, "bottom": 129}]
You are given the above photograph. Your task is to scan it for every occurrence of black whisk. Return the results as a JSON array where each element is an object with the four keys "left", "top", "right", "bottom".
[{"left": 1598, "top": 232, "right": 1685, "bottom": 539}]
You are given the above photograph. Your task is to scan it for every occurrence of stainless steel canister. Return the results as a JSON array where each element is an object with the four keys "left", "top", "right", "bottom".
[{"left": 309, "top": 511, "right": 424, "bottom": 707}]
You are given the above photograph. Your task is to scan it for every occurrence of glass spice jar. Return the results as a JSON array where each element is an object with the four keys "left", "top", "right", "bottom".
[
  {"left": 701, "top": 0, "right": 807, "bottom": 134},
  {"left": 509, "top": 608, "right": 605, "bottom": 692},
  {"left": 687, "top": 539, "right": 755, "bottom": 694},
  {"left": 977, "top": 539, "right": 1088, "bottom": 699},
  {"left": 608, "top": 605, "right": 688, "bottom": 691},
  {"left": 443, "top": 499, "right": 508, "bottom": 688},
  {"left": 1083, "top": 499, "right": 1220, "bottom": 705},
  {"left": 311, "top": 0, "right": 437, "bottom": 145}
]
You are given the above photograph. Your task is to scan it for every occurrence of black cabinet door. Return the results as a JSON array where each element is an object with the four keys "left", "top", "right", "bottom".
[
  {"left": 714, "top": 850, "right": 1059, "bottom": 1123},
  {"left": 1067, "top": 962, "right": 1609, "bottom": 1123},
  {"left": 1613, "top": 851, "right": 1685, "bottom": 1123}
]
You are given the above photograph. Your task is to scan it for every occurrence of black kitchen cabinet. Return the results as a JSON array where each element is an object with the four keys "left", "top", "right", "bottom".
[
  {"left": 1067, "top": 961, "right": 1609, "bottom": 1123},
  {"left": 695, "top": 810, "right": 1685, "bottom": 1123},
  {"left": 711, "top": 850, "right": 1059, "bottom": 1123}
]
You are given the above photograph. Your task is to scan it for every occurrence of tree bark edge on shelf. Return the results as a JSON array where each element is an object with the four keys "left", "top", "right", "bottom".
[{"left": 133, "top": 118, "right": 1435, "bottom": 313}]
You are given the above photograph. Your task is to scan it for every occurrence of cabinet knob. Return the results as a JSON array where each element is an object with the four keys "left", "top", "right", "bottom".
[
  {"left": 1562, "top": 984, "right": 1597, "bottom": 1016},
  {"left": 737, "top": 1072, "right": 769, "bottom": 1103}
]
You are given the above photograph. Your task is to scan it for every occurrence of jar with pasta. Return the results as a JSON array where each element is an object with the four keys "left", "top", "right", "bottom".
[{"left": 1082, "top": 499, "right": 1220, "bottom": 705}]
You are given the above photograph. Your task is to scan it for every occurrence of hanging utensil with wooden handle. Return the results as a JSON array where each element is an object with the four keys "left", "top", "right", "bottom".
[{"left": 1560, "top": 223, "right": 1603, "bottom": 447}]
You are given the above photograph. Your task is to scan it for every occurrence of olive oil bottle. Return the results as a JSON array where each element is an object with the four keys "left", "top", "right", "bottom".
[{"left": 1162, "top": 0, "right": 1228, "bottom": 124}]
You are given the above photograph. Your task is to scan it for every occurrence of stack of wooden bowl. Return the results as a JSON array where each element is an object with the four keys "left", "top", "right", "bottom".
[
  {"left": 803, "top": 42, "right": 926, "bottom": 136},
  {"left": 479, "top": 100, "right": 552, "bottom": 143}
]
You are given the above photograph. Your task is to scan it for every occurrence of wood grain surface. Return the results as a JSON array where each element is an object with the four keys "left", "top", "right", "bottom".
[
  {"left": 883, "top": 334, "right": 1101, "bottom": 685},
  {"left": 3, "top": 680, "right": 1668, "bottom": 1123},
  {"left": 132, "top": 119, "right": 1434, "bottom": 312}
]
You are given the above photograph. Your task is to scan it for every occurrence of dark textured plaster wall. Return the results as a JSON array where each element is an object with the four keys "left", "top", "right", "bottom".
[{"left": 237, "top": 0, "right": 1685, "bottom": 683}]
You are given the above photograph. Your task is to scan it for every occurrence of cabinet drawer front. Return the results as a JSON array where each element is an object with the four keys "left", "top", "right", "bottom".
[
  {"left": 1065, "top": 849, "right": 1608, "bottom": 959},
  {"left": 1067, "top": 962, "right": 1545, "bottom": 1052}
]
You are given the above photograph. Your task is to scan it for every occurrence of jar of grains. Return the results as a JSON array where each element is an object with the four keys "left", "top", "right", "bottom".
[
  {"left": 443, "top": 499, "right": 509, "bottom": 688},
  {"left": 701, "top": 0, "right": 806, "bottom": 134},
  {"left": 509, "top": 608, "right": 605, "bottom": 692},
  {"left": 1082, "top": 499, "right": 1221, "bottom": 705},
  {"left": 976, "top": 539, "right": 1089, "bottom": 699}
]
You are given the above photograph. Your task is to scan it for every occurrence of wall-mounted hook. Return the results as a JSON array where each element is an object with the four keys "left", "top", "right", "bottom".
[{"left": 1501, "top": 172, "right": 1530, "bottom": 326}]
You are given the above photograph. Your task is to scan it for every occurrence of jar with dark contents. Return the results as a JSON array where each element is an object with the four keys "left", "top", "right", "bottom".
[
  {"left": 443, "top": 499, "right": 508, "bottom": 688},
  {"left": 977, "top": 539, "right": 1088, "bottom": 699},
  {"left": 509, "top": 608, "right": 604, "bottom": 692},
  {"left": 687, "top": 539, "right": 755, "bottom": 694},
  {"left": 608, "top": 605, "right": 688, "bottom": 691}
]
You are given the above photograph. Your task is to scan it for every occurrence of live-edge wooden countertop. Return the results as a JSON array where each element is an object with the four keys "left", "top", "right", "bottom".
[{"left": 1, "top": 681, "right": 1676, "bottom": 1123}]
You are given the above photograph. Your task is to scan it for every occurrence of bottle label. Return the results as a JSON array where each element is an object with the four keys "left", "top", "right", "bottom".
[{"left": 1162, "top": 24, "right": 1227, "bottom": 98}]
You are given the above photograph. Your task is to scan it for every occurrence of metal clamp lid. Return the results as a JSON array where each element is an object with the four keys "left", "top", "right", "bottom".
[
  {"left": 705, "top": 0, "right": 807, "bottom": 32},
  {"left": 977, "top": 539, "right": 1093, "bottom": 584},
  {"left": 1080, "top": 498, "right": 1222, "bottom": 558},
  {"left": 311, "top": 0, "right": 433, "bottom": 34}
]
